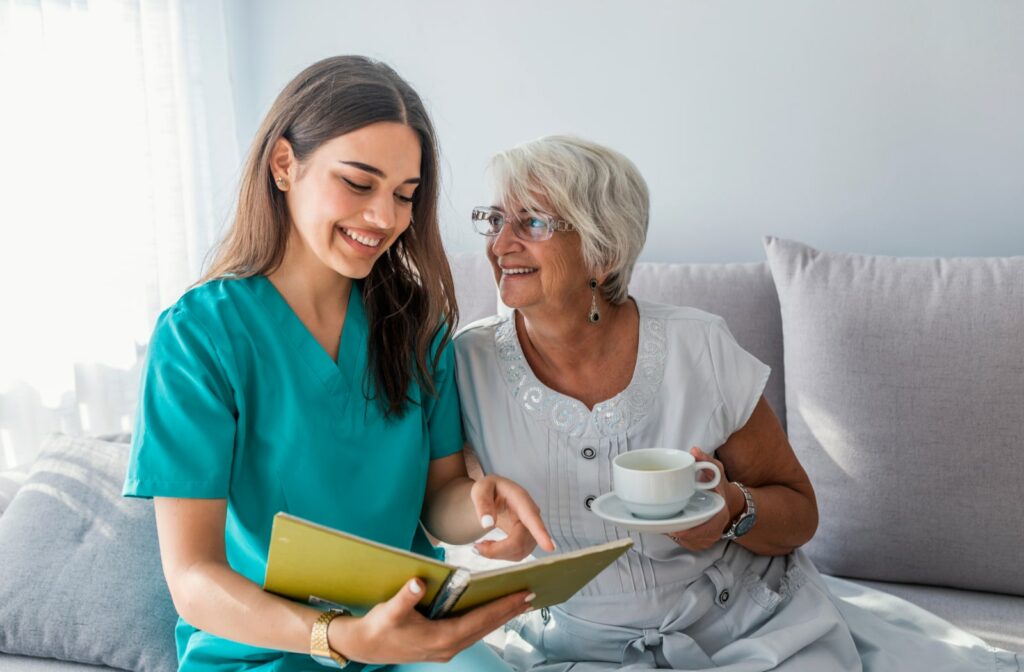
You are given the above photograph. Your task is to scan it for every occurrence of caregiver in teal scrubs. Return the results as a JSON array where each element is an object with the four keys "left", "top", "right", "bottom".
[{"left": 123, "top": 56, "right": 552, "bottom": 672}]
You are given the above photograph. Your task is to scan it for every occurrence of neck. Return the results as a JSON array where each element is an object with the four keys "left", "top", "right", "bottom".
[
  {"left": 268, "top": 230, "right": 353, "bottom": 322},
  {"left": 517, "top": 297, "right": 631, "bottom": 372}
]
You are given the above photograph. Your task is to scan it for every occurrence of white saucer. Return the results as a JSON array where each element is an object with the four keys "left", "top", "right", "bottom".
[{"left": 590, "top": 490, "right": 726, "bottom": 534}]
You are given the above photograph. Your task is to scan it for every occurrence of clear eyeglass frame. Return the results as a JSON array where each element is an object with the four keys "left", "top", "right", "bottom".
[{"left": 471, "top": 206, "right": 573, "bottom": 242}]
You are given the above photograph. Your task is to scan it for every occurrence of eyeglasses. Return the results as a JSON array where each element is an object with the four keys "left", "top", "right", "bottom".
[{"left": 471, "top": 206, "right": 573, "bottom": 242}]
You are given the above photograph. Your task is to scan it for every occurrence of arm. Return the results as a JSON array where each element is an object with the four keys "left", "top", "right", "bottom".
[
  {"left": 422, "top": 447, "right": 555, "bottom": 557},
  {"left": 154, "top": 497, "right": 328, "bottom": 653},
  {"left": 154, "top": 496, "right": 532, "bottom": 665},
  {"left": 668, "top": 396, "right": 818, "bottom": 556}
]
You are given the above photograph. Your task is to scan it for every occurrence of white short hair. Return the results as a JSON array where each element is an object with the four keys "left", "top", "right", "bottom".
[{"left": 489, "top": 135, "right": 649, "bottom": 304}]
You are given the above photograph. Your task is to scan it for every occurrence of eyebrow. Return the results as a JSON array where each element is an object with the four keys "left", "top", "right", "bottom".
[{"left": 340, "top": 160, "right": 420, "bottom": 185}]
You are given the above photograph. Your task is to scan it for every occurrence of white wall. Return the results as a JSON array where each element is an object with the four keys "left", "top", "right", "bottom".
[{"left": 223, "top": 0, "right": 1024, "bottom": 262}]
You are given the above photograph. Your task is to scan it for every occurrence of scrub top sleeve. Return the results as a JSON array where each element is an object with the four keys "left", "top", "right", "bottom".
[
  {"left": 123, "top": 305, "right": 237, "bottom": 499},
  {"left": 706, "top": 316, "right": 771, "bottom": 440},
  {"left": 425, "top": 337, "right": 466, "bottom": 461}
]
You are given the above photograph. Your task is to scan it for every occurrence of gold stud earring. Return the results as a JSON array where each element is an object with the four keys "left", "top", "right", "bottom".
[{"left": 275, "top": 176, "right": 287, "bottom": 190}]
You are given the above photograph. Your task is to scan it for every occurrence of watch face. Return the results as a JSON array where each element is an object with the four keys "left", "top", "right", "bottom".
[{"left": 735, "top": 514, "right": 756, "bottom": 537}]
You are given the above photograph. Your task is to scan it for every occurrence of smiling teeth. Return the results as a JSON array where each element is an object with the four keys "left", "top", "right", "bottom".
[
  {"left": 503, "top": 268, "right": 536, "bottom": 275},
  {"left": 341, "top": 228, "right": 382, "bottom": 247}
]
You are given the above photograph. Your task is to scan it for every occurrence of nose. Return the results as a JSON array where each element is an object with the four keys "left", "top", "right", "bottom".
[
  {"left": 489, "top": 217, "right": 522, "bottom": 256},
  {"left": 362, "top": 192, "right": 397, "bottom": 230}
]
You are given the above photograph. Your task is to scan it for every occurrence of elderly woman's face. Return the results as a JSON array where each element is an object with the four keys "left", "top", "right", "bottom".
[{"left": 485, "top": 199, "right": 590, "bottom": 313}]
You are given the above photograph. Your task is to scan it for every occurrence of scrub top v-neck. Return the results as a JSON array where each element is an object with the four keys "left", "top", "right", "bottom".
[{"left": 124, "top": 275, "right": 464, "bottom": 672}]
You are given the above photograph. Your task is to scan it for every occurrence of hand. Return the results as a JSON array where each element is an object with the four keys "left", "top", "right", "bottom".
[
  {"left": 664, "top": 447, "right": 733, "bottom": 552},
  {"left": 470, "top": 475, "right": 556, "bottom": 561},
  {"left": 330, "top": 578, "right": 533, "bottom": 665}
]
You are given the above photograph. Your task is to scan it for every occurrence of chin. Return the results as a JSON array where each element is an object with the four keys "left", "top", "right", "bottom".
[
  {"left": 498, "top": 290, "right": 530, "bottom": 311},
  {"left": 326, "top": 252, "right": 377, "bottom": 280}
]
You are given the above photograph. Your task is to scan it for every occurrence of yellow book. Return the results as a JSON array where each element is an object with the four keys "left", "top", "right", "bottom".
[{"left": 263, "top": 512, "right": 632, "bottom": 617}]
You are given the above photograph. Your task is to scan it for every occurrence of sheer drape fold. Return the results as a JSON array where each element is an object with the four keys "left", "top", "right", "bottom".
[{"left": 0, "top": 0, "right": 238, "bottom": 468}]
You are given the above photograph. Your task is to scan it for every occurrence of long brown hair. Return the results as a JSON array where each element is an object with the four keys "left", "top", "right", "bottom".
[{"left": 202, "top": 55, "right": 458, "bottom": 416}]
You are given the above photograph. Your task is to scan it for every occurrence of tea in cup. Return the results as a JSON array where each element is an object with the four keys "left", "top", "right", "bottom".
[{"left": 612, "top": 448, "right": 721, "bottom": 519}]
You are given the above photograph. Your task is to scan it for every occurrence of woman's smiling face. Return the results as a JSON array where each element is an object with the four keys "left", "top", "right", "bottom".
[
  {"left": 485, "top": 199, "right": 590, "bottom": 314},
  {"left": 278, "top": 121, "right": 421, "bottom": 279}
]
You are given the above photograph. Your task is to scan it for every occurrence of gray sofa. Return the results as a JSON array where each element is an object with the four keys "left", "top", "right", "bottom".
[{"left": 1, "top": 238, "right": 1021, "bottom": 670}]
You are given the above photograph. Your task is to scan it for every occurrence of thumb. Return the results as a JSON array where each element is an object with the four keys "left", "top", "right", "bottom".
[
  {"left": 690, "top": 446, "right": 710, "bottom": 460},
  {"left": 382, "top": 578, "right": 427, "bottom": 618}
]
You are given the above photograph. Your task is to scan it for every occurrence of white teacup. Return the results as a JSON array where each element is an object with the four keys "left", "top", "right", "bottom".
[{"left": 612, "top": 448, "right": 722, "bottom": 519}]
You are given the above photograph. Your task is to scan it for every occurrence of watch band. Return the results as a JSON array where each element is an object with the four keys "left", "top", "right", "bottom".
[
  {"left": 310, "top": 608, "right": 350, "bottom": 668},
  {"left": 721, "top": 481, "right": 757, "bottom": 541}
]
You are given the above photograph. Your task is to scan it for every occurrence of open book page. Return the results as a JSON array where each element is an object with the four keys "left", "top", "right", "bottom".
[
  {"left": 263, "top": 513, "right": 454, "bottom": 613},
  {"left": 446, "top": 538, "right": 632, "bottom": 615},
  {"left": 264, "top": 513, "right": 632, "bottom": 619}
]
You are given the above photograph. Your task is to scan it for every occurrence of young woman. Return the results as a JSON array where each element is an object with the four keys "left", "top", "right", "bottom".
[{"left": 124, "top": 56, "right": 552, "bottom": 672}]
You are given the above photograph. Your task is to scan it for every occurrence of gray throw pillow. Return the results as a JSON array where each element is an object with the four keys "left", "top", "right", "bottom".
[
  {"left": 764, "top": 237, "right": 1024, "bottom": 595},
  {"left": 0, "top": 466, "right": 29, "bottom": 517},
  {"left": 0, "top": 434, "right": 178, "bottom": 672}
]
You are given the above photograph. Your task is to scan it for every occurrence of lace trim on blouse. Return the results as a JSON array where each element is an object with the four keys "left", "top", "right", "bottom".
[{"left": 494, "top": 305, "right": 668, "bottom": 438}]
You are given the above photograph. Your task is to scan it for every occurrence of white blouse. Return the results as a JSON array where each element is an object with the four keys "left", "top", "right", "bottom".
[{"left": 454, "top": 300, "right": 770, "bottom": 623}]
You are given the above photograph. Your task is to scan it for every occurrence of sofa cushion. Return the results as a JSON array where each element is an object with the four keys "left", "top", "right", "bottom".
[
  {"left": 844, "top": 578, "right": 1024, "bottom": 654},
  {"left": 0, "top": 466, "right": 29, "bottom": 517},
  {"left": 764, "top": 237, "right": 1024, "bottom": 596},
  {"left": 0, "top": 434, "right": 178, "bottom": 672},
  {"left": 0, "top": 654, "right": 121, "bottom": 672},
  {"left": 451, "top": 252, "right": 499, "bottom": 328},
  {"left": 629, "top": 261, "right": 787, "bottom": 428}
]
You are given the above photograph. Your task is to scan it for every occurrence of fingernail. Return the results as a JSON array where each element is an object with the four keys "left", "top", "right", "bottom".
[
  {"left": 471, "top": 546, "right": 482, "bottom": 556},
  {"left": 409, "top": 580, "right": 422, "bottom": 595},
  {"left": 481, "top": 515, "right": 495, "bottom": 529},
  {"left": 524, "top": 592, "right": 536, "bottom": 604}
]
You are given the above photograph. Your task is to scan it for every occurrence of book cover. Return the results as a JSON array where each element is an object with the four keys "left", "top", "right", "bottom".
[{"left": 262, "top": 512, "right": 632, "bottom": 617}]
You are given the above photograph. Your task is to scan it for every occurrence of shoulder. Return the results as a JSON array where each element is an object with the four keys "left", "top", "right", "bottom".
[
  {"left": 174, "top": 276, "right": 250, "bottom": 318},
  {"left": 636, "top": 299, "right": 727, "bottom": 333},
  {"left": 152, "top": 277, "right": 255, "bottom": 351},
  {"left": 454, "top": 314, "right": 506, "bottom": 355}
]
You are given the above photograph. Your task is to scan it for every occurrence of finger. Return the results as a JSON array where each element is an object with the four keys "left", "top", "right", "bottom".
[
  {"left": 690, "top": 447, "right": 721, "bottom": 483},
  {"left": 475, "top": 524, "right": 532, "bottom": 560},
  {"left": 668, "top": 530, "right": 711, "bottom": 552},
  {"left": 500, "top": 485, "right": 555, "bottom": 552},
  {"left": 469, "top": 478, "right": 498, "bottom": 531},
  {"left": 381, "top": 578, "right": 429, "bottom": 620}
]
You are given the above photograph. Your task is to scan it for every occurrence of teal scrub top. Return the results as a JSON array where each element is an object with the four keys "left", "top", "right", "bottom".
[{"left": 123, "top": 275, "right": 464, "bottom": 672}]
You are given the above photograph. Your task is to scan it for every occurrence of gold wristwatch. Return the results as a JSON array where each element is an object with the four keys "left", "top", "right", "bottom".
[{"left": 310, "top": 608, "right": 350, "bottom": 668}]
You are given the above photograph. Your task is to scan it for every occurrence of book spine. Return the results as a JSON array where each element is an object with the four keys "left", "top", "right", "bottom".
[{"left": 426, "top": 568, "right": 471, "bottom": 619}]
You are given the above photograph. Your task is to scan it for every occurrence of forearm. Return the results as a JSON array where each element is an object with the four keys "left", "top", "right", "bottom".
[
  {"left": 171, "top": 560, "right": 347, "bottom": 655},
  {"left": 422, "top": 476, "right": 488, "bottom": 544},
  {"left": 727, "top": 483, "right": 818, "bottom": 556}
]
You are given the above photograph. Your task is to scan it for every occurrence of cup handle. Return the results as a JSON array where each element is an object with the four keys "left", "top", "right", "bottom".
[{"left": 694, "top": 462, "right": 721, "bottom": 490}]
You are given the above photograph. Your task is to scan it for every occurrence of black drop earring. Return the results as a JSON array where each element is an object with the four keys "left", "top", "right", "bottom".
[{"left": 588, "top": 278, "right": 601, "bottom": 324}]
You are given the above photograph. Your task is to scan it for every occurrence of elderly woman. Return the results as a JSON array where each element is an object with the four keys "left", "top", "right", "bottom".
[{"left": 453, "top": 136, "right": 1019, "bottom": 671}]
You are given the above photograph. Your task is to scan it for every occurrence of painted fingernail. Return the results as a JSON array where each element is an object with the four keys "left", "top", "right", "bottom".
[
  {"left": 481, "top": 515, "right": 495, "bottom": 529},
  {"left": 409, "top": 580, "right": 422, "bottom": 595},
  {"left": 524, "top": 592, "right": 536, "bottom": 604}
]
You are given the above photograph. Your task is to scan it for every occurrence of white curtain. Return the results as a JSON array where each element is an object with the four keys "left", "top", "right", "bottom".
[{"left": 0, "top": 0, "right": 239, "bottom": 469}]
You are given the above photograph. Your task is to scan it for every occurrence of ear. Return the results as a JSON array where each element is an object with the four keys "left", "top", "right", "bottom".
[{"left": 269, "top": 137, "right": 296, "bottom": 183}]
